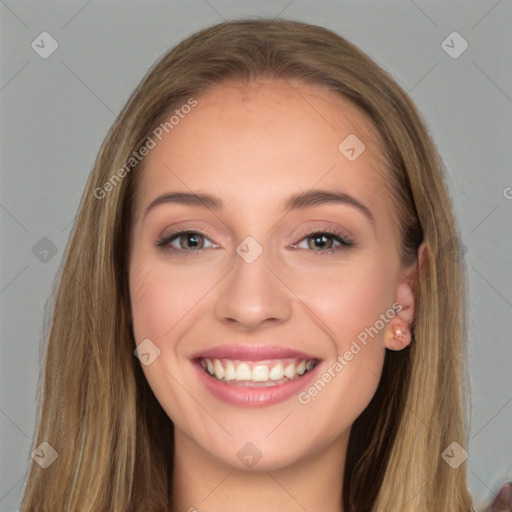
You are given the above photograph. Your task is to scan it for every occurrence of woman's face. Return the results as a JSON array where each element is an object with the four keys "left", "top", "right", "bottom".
[{"left": 128, "top": 79, "right": 416, "bottom": 471}]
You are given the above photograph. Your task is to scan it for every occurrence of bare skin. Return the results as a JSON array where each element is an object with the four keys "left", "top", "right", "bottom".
[{"left": 128, "top": 78, "right": 421, "bottom": 512}]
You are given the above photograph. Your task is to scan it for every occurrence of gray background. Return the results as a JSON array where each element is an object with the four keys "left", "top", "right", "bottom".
[{"left": 1, "top": 1, "right": 511, "bottom": 510}]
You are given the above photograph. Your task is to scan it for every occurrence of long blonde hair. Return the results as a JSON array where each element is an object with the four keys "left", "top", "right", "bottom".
[{"left": 20, "top": 19, "right": 473, "bottom": 511}]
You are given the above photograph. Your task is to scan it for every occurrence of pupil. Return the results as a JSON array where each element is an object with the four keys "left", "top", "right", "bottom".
[
  {"left": 185, "top": 234, "right": 201, "bottom": 249},
  {"left": 311, "top": 234, "right": 331, "bottom": 250}
]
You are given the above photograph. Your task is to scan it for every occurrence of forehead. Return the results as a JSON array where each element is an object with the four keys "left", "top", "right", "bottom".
[{"left": 133, "top": 78, "right": 389, "bottom": 221}]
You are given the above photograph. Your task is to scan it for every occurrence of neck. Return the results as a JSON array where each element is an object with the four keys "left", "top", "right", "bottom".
[{"left": 171, "top": 428, "right": 348, "bottom": 512}]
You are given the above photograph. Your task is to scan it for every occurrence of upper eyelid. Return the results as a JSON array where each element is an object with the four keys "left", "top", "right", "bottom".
[
  {"left": 159, "top": 226, "right": 221, "bottom": 243},
  {"left": 159, "top": 220, "right": 354, "bottom": 239}
]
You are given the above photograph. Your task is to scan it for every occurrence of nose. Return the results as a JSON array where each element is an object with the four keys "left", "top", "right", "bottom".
[{"left": 214, "top": 244, "right": 292, "bottom": 331}]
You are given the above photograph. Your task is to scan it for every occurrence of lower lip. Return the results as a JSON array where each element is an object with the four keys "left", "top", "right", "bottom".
[{"left": 193, "top": 360, "right": 322, "bottom": 407}]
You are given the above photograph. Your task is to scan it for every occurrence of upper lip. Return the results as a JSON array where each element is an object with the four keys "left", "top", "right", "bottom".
[{"left": 191, "top": 344, "right": 320, "bottom": 361}]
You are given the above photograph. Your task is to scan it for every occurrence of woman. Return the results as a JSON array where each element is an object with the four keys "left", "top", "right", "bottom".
[{"left": 20, "top": 19, "right": 474, "bottom": 511}]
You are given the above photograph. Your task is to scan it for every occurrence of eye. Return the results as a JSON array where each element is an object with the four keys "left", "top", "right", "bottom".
[
  {"left": 292, "top": 229, "right": 355, "bottom": 255},
  {"left": 156, "top": 228, "right": 355, "bottom": 256},
  {"left": 156, "top": 230, "right": 217, "bottom": 253}
]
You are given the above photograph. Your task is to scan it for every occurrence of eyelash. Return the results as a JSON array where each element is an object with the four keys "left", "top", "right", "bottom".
[{"left": 155, "top": 228, "right": 355, "bottom": 256}]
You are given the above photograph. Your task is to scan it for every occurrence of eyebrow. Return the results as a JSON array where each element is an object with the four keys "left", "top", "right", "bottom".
[{"left": 142, "top": 189, "right": 374, "bottom": 224}]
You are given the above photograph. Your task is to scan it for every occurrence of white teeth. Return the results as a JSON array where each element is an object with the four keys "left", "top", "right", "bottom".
[
  {"left": 213, "top": 359, "right": 225, "bottom": 379},
  {"left": 269, "top": 363, "right": 284, "bottom": 381},
  {"left": 199, "top": 357, "right": 318, "bottom": 384},
  {"left": 284, "top": 363, "right": 296, "bottom": 379},
  {"left": 224, "top": 360, "right": 235, "bottom": 381},
  {"left": 252, "top": 365, "right": 270, "bottom": 382},
  {"left": 235, "top": 362, "right": 251, "bottom": 381}
]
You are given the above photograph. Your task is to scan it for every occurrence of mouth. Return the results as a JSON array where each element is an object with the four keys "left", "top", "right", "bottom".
[
  {"left": 190, "top": 345, "right": 323, "bottom": 407},
  {"left": 197, "top": 357, "right": 321, "bottom": 387}
]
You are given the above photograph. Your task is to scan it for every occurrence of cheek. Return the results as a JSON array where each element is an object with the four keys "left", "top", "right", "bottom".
[
  {"left": 129, "top": 265, "right": 171, "bottom": 342},
  {"left": 129, "top": 259, "right": 209, "bottom": 343},
  {"left": 128, "top": 258, "right": 207, "bottom": 424},
  {"left": 291, "top": 258, "right": 396, "bottom": 351},
  {"left": 292, "top": 264, "right": 391, "bottom": 431},
  {"left": 289, "top": 256, "right": 396, "bottom": 409}
]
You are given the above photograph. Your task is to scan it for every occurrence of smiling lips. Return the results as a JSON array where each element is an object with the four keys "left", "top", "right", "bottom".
[{"left": 192, "top": 345, "right": 323, "bottom": 407}]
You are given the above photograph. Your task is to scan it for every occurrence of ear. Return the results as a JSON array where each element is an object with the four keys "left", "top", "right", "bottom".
[{"left": 384, "top": 242, "right": 426, "bottom": 351}]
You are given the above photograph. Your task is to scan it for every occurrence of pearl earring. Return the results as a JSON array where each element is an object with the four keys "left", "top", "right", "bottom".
[{"left": 393, "top": 326, "right": 409, "bottom": 344}]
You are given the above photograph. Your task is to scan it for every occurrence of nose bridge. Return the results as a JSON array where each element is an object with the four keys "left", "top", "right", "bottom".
[{"left": 214, "top": 237, "right": 292, "bottom": 329}]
